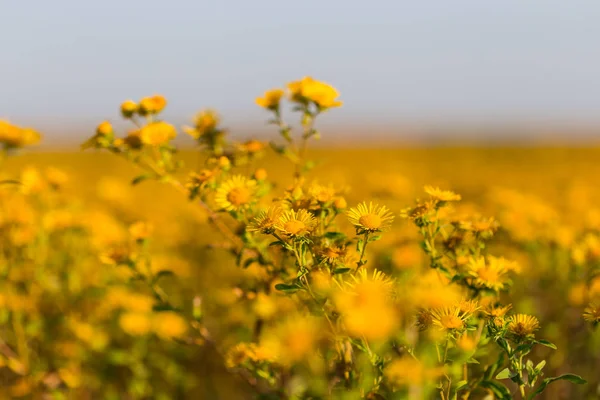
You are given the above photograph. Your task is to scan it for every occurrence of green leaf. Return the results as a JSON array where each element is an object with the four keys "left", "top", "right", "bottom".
[
  {"left": 274, "top": 283, "right": 300, "bottom": 293},
  {"left": 243, "top": 258, "right": 258, "bottom": 268},
  {"left": 356, "top": 238, "right": 364, "bottom": 253},
  {"left": 324, "top": 232, "right": 346, "bottom": 241},
  {"left": 497, "top": 338, "right": 511, "bottom": 354},
  {"left": 534, "top": 360, "right": 546, "bottom": 372},
  {"left": 108, "top": 350, "right": 131, "bottom": 365},
  {"left": 368, "top": 235, "right": 382, "bottom": 242},
  {"left": 480, "top": 380, "right": 512, "bottom": 400},
  {"left": 152, "top": 270, "right": 175, "bottom": 282},
  {"left": 332, "top": 268, "right": 351, "bottom": 275},
  {"left": 528, "top": 374, "right": 587, "bottom": 399},
  {"left": 455, "top": 380, "right": 469, "bottom": 391},
  {"left": 495, "top": 368, "right": 512, "bottom": 380},
  {"left": 152, "top": 303, "right": 180, "bottom": 312},
  {"left": 483, "top": 352, "right": 505, "bottom": 380},
  {"left": 535, "top": 339, "right": 557, "bottom": 350},
  {"left": 131, "top": 174, "right": 153, "bottom": 186},
  {"left": 514, "top": 342, "right": 534, "bottom": 355}
]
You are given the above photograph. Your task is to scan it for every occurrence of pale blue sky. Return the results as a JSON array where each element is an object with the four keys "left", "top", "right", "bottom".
[{"left": 2, "top": 0, "right": 600, "bottom": 139}]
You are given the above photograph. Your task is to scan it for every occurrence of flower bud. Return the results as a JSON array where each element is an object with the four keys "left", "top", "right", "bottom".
[
  {"left": 218, "top": 156, "right": 231, "bottom": 170},
  {"left": 120, "top": 100, "right": 138, "bottom": 118},
  {"left": 96, "top": 121, "right": 113, "bottom": 136},
  {"left": 334, "top": 197, "right": 347, "bottom": 210},
  {"left": 254, "top": 168, "right": 268, "bottom": 181}
]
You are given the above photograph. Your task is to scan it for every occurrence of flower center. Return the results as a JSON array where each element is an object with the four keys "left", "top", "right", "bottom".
[
  {"left": 284, "top": 220, "right": 305, "bottom": 235},
  {"left": 227, "top": 187, "right": 251, "bottom": 206},
  {"left": 440, "top": 315, "right": 463, "bottom": 330},
  {"left": 477, "top": 267, "right": 500, "bottom": 283},
  {"left": 359, "top": 213, "right": 382, "bottom": 230}
]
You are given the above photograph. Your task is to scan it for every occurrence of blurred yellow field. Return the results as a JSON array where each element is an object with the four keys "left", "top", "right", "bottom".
[{"left": 1, "top": 81, "right": 600, "bottom": 399}]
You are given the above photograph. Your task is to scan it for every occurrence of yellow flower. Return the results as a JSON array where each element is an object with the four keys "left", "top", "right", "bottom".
[
  {"left": 186, "top": 169, "right": 216, "bottom": 192},
  {"left": 120, "top": 312, "right": 152, "bottom": 336},
  {"left": 320, "top": 245, "right": 346, "bottom": 265},
  {"left": 139, "top": 121, "right": 177, "bottom": 146},
  {"left": 335, "top": 269, "right": 397, "bottom": 340},
  {"left": 484, "top": 303, "right": 512, "bottom": 323},
  {"left": 99, "top": 244, "right": 132, "bottom": 266},
  {"left": 120, "top": 100, "right": 138, "bottom": 118},
  {"left": 467, "top": 256, "right": 511, "bottom": 292},
  {"left": 152, "top": 312, "right": 187, "bottom": 339},
  {"left": 583, "top": 303, "right": 600, "bottom": 324},
  {"left": 240, "top": 139, "right": 265, "bottom": 154},
  {"left": 225, "top": 343, "right": 258, "bottom": 368},
  {"left": 287, "top": 77, "right": 342, "bottom": 109},
  {"left": 457, "top": 299, "right": 480, "bottom": 315},
  {"left": 255, "top": 88, "right": 284, "bottom": 109},
  {"left": 196, "top": 109, "right": 219, "bottom": 130},
  {"left": 347, "top": 202, "right": 394, "bottom": 233},
  {"left": 0, "top": 120, "right": 41, "bottom": 148},
  {"left": 214, "top": 175, "right": 257, "bottom": 212},
  {"left": 262, "top": 316, "right": 320, "bottom": 365},
  {"left": 430, "top": 307, "right": 468, "bottom": 331},
  {"left": 274, "top": 209, "right": 316, "bottom": 237},
  {"left": 308, "top": 182, "right": 336, "bottom": 204},
  {"left": 96, "top": 121, "right": 113, "bottom": 136},
  {"left": 424, "top": 185, "right": 462, "bottom": 202},
  {"left": 139, "top": 94, "right": 167, "bottom": 115},
  {"left": 391, "top": 244, "right": 423, "bottom": 270},
  {"left": 123, "top": 129, "right": 143, "bottom": 149},
  {"left": 248, "top": 206, "right": 282, "bottom": 234},
  {"left": 45, "top": 167, "right": 69, "bottom": 189},
  {"left": 129, "top": 221, "right": 154, "bottom": 241},
  {"left": 333, "top": 197, "right": 347, "bottom": 210},
  {"left": 458, "top": 334, "right": 477, "bottom": 352},
  {"left": 252, "top": 293, "right": 277, "bottom": 320},
  {"left": 507, "top": 314, "right": 540, "bottom": 339},
  {"left": 253, "top": 168, "right": 268, "bottom": 181}
]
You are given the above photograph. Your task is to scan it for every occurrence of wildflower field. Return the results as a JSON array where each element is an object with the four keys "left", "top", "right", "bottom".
[{"left": 1, "top": 78, "right": 599, "bottom": 399}]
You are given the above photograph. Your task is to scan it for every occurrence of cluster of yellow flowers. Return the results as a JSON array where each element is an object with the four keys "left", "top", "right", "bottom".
[
  {"left": 257, "top": 76, "right": 342, "bottom": 111},
  {"left": 0, "top": 77, "right": 595, "bottom": 399},
  {"left": 0, "top": 154, "right": 195, "bottom": 397}
]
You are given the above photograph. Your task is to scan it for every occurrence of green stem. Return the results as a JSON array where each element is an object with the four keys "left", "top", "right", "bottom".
[{"left": 357, "top": 232, "right": 370, "bottom": 270}]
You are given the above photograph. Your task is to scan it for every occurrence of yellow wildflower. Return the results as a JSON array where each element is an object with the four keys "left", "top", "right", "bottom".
[
  {"left": 129, "top": 221, "right": 154, "bottom": 241},
  {"left": 119, "top": 312, "right": 152, "bottom": 336},
  {"left": 120, "top": 99, "right": 138, "bottom": 117},
  {"left": 424, "top": 185, "right": 462, "bottom": 202},
  {"left": 287, "top": 76, "right": 342, "bottom": 109},
  {"left": 0, "top": 120, "right": 41, "bottom": 148},
  {"left": 467, "top": 256, "right": 511, "bottom": 292},
  {"left": 274, "top": 209, "right": 316, "bottom": 238},
  {"left": 347, "top": 202, "right": 394, "bottom": 233},
  {"left": 247, "top": 206, "right": 282, "bottom": 234},
  {"left": 214, "top": 175, "right": 257, "bottom": 212},
  {"left": 255, "top": 88, "right": 284, "bottom": 109},
  {"left": 430, "top": 307, "right": 468, "bottom": 331},
  {"left": 152, "top": 312, "right": 187, "bottom": 339},
  {"left": 139, "top": 121, "right": 177, "bottom": 146},
  {"left": 507, "top": 314, "right": 540, "bottom": 340},
  {"left": 583, "top": 303, "right": 600, "bottom": 324},
  {"left": 139, "top": 94, "right": 167, "bottom": 115}
]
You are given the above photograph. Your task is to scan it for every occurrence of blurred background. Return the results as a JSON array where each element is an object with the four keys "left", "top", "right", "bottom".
[{"left": 3, "top": 0, "right": 600, "bottom": 146}]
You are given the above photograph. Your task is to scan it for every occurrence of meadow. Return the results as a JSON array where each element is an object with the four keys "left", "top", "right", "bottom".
[{"left": 1, "top": 78, "right": 599, "bottom": 399}]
